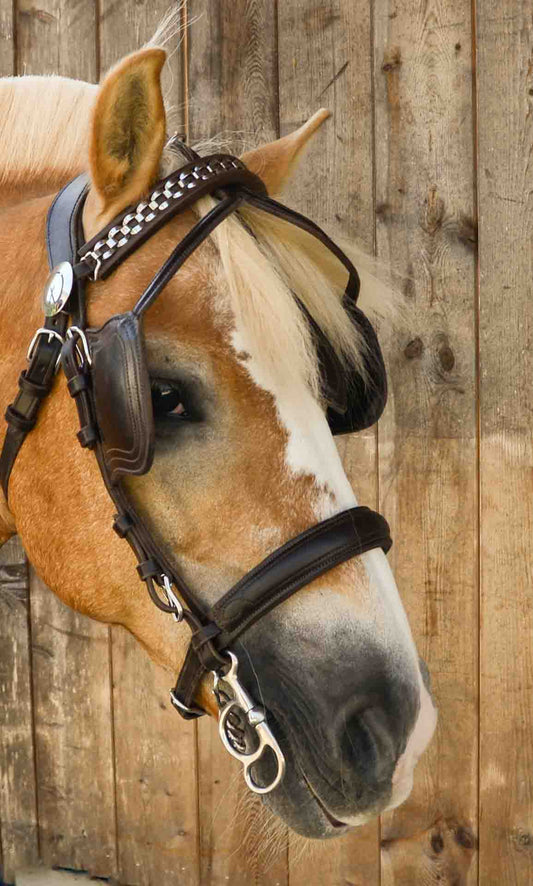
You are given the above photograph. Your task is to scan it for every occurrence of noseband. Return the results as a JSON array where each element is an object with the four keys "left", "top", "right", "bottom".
[{"left": 1, "top": 142, "right": 392, "bottom": 794}]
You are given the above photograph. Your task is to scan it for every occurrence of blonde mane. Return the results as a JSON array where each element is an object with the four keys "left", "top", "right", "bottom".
[{"left": 0, "top": 76, "right": 97, "bottom": 190}]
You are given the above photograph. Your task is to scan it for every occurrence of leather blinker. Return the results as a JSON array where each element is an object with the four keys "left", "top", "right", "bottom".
[{"left": 87, "top": 312, "right": 154, "bottom": 483}]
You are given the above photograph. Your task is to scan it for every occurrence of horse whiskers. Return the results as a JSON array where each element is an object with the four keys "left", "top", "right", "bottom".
[{"left": 215, "top": 778, "right": 289, "bottom": 868}]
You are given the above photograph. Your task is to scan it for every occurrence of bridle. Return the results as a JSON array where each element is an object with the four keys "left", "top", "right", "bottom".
[{"left": 1, "top": 142, "right": 392, "bottom": 794}]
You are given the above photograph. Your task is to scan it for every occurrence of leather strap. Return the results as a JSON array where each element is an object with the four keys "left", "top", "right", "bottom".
[
  {"left": 0, "top": 174, "right": 89, "bottom": 497},
  {"left": 243, "top": 191, "right": 360, "bottom": 304},
  {"left": 133, "top": 193, "right": 244, "bottom": 316},
  {"left": 212, "top": 506, "right": 391, "bottom": 640},
  {"left": 75, "top": 156, "right": 266, "bottom": 281}
]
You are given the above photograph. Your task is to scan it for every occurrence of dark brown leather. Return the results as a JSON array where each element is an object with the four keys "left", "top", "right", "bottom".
[
  {"left": 76, "top": 155, "right": 267, "bottom": 281},
  {"left": 211, "top": 506, "right": 391, "bottom": 639},
  {"left": 87, "top": 313, "right": 154, "bottom": 482}
]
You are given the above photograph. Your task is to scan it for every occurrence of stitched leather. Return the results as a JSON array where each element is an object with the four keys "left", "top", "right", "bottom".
[
  {"left": 87, "top": 313, "right": 154, "bottom": 482},
  {"left": 210, "top": 507, "right": 391, "bottom": 637}
]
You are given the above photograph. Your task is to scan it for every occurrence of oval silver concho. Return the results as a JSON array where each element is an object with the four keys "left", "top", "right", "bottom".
[{"left": 42, "top": 262, "right": 74, "bottom": 317}]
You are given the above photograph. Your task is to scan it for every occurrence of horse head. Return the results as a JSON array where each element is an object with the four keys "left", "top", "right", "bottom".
[{"left": 0, "top": 45, "right": 436, "bottom": 838}]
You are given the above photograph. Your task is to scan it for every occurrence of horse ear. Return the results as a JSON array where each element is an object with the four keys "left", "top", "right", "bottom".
[
  {"left": 241, "top": 109, "right": 330, "bottom": 196},
  {"left": 85, "top": 48, "right": 166, "bottom": 231}
]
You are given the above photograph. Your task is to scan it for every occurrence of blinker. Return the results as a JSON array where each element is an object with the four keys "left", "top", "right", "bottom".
[{"left": 86, "top": 312, "right": 155, "bottom": 482}]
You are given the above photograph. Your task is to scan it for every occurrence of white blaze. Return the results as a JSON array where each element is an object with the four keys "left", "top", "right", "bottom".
[{"left": 231, "top": 325, "right": 437, "bottom": 796}]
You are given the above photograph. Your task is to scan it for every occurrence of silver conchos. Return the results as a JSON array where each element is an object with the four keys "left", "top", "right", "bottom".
[{"left": 42, "top": 262, "right": 74, "bottom": 317}]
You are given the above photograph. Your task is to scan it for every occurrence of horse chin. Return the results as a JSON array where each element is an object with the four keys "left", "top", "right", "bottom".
[
  {"left": 252, "top": 727, "right": 369, "bottom": 839},
  {"left": 261, "top": 762, "right": 354, "bottom": 839}
]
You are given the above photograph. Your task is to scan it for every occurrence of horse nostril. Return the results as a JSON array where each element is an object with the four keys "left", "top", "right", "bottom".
[{"left": 338, "top": 703, "right": 398, "bottom": 784}]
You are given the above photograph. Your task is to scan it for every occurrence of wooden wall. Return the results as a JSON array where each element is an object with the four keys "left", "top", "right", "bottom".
[{"left": 0, "top": 1, "right": 531, "bottom": 883}]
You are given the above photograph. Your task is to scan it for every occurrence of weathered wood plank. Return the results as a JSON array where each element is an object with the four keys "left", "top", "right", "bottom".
[
  {"left": 0, "top": 538, "right": 39, "bottom": 885},
  {"left": 111, "top": 628, "right": 199, "bottom": 886},
  {"left": 14, "top": 4, "right": 117, "bottom": 876},
  {"left": 29, "top": 572, "right": 117, "bottom": 878},
  {"left": 187, "top": 3, "right": 286, "bottom": 884},
  {"left": 187, "top": 0, "right": 278, "bottom": 150},
  {"left": 477, "top": 2, "right": 533, "bottom": 882},
  {"left": 277, "top": 2, "right": 380, "bottom": 883},
  {"left": 0, "top": 0, "right": 14, "bottom": 77},
  {"left": 16, "top": 0, "right": 97, "bottom": 80},
  {"left": 374, "top": 1, "right": 478, "bottom": 883}
]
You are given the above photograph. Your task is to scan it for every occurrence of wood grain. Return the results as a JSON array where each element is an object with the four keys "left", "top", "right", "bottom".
[
  {"left": 187, "top": 0, "right": 278, "bottom": 150},
  {"left": 111, "top": 628, "right": 199, "bottom": 886},
  {"left": 0, "top": 0, "right": 14, "bottom": 76},
  {"left": 186, "top": 4, "right": 285, "bottom": 884},
  {"left": 477, "top": 1, "right": 533, "bottom": 882},
  {"left": 277, "top": 2, "right": 381, "bottom": 884},
  {"left": 29, "top": 572, "right": 117, "bottom": 877},
  {"left": 0, "top": 538, "right": 39, "bottom": 885},
  {"left": 13, "top": 2, "right": 117, "bottom": 876},
  {"left": 16, "top": 0, "right": 97, "bottom": 79},
  {"left": 373, "top": 1, "right": 478, "bottom": 883}
]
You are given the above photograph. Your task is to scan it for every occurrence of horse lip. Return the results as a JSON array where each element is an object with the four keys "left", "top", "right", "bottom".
[{"left": 300, "top": 770, "right": 350, "bottom": 831}]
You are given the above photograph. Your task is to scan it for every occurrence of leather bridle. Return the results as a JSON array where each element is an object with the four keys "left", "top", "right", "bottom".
[{"left": 1, "top": 143, "right": 392, "bottom": 794}]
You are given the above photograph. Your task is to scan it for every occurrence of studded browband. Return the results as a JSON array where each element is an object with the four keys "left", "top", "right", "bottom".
[{"left": 1, "top": 146, "right": 392, "bottom": 727}]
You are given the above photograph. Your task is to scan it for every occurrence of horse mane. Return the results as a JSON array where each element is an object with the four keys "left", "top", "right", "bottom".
[{"left": 0, "top": 76, "right": 97, "bottom": 190}]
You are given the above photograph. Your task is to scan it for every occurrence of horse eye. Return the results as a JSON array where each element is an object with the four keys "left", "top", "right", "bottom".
[{"left": 151, "top": 379, "right": 188, "bottom": 420}]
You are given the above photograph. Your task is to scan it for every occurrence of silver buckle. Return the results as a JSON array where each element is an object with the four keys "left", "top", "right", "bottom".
[
  {"left": 169, "top": 689, "right": 205, "bottom": 718},
  {"left": 81, "top": 251, "right": 102, "bottom": 281},
  {"left": 161, "top": 574, "right": 184, "bottom": 622},
  {"left": 66, "top": 326, "right": 92, "bottom": 367},
  {"left": 26, "top": 328, "right": 65, "bottom": 369}
]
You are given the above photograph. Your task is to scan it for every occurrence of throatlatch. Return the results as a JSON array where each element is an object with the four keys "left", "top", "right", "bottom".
[{"left": 0, "top": 144, "right": 392, "bottom": 794}]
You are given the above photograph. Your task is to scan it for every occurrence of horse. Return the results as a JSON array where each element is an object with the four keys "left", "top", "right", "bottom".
[{"left": 0, "top": 33, "right": 437, "bottom": 839}]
